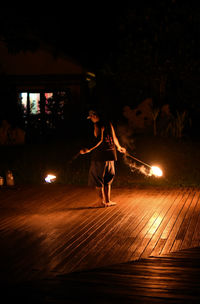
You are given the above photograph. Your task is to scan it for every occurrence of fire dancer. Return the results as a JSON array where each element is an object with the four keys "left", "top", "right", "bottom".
[{"left": 80, "top": 110, "right": 126, "bottom": 207}]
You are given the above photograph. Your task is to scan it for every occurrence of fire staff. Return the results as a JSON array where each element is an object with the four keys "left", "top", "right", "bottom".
[{"left": 80, "top": 110, "right": 126, "bottom": 207}]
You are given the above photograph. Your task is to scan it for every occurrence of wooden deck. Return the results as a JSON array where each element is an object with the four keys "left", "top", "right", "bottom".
[{"left": 1, "top": 185, "right": 200, "bottom": 302}]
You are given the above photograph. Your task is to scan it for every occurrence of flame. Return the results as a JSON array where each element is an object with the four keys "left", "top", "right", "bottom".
[
  {"left": 150, "top": 166, "right": 163, "bottom": 177},
  {"left": 45, "top": 174, "right": 56, "bottom": 183}
]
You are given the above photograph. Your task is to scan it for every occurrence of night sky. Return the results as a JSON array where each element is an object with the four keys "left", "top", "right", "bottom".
[
  {"left": 0, "top": 7, "right": 122, "bottom": 70},
  {"left": 1, "top": 2, "right": 199, "bottom": 70},
  {"left": 0, "top": 2, "right": 200, "bottom": 119}
]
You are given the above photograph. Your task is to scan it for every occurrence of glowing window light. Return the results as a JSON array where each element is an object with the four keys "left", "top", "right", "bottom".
[
  {"left": 30, "top": 93, "right": 40, "bottom": 114},
  {"left": 45, "top": 93, "right": 53, "bottom": 99},
  {"left": 20, "top": 92, "right": 40, "bottom": 114},
  {"left": 21, "top": 92, "right": 27, "bottom": 110}
]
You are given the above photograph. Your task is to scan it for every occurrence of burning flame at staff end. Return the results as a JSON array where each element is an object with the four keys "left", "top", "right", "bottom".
[
  {"left": 124, "top": 154, "right": 163, "bottom": 177},
  {"left": 149, "top": 166, "right": 163, "bottom": 177},
  {"left": 45, "top": 174, "right": 57, "bottom": 183}
]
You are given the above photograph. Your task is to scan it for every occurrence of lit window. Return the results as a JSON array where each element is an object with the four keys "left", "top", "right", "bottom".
[
  {"left": 45, "top": 93, "right": 53, "bottom": 99},
  {"left": 21, "top": 92, "right": 27, "bottom": 111},
  {"left": 20, "top": 93, "right": 40, "bottom": 114}
]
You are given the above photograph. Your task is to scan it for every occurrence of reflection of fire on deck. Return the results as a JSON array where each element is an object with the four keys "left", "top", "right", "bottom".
[{"left": 0, "top": 185, "right": 200, "bottom": 282}]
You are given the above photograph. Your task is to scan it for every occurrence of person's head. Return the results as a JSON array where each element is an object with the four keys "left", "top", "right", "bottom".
[{"left": 87, "top": 110, "right": 100, "bottom": 123}]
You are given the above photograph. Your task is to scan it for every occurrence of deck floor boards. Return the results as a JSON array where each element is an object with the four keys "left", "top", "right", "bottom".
[{"left": 1, "top": 185, "right": 200, "bottom": 302}]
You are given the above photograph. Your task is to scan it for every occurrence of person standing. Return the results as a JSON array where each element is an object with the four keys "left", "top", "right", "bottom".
[{"left": 80, "top": 110, "right": 126, "bottom": 207}]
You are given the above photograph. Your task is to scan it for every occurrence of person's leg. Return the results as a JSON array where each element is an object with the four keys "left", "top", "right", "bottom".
[
  {"left": 104, "top": 184, "right": 111, "bottom": 203},
  {"left": 104, "top": 184, "right": 116, "bottom": 206},
  {"left": 103, "top": 161, "right": 116, "bottom": 206},
  {"left": 88, "top": 161, "right": 107, "bottom": 206},
  {"left": 95, "top": 186, "right": 106, "bottom": 206}
]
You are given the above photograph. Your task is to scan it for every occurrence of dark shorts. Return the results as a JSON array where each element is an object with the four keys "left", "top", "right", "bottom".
[{"left": 88, "top": 160, "right": 115, "bottom": 188}]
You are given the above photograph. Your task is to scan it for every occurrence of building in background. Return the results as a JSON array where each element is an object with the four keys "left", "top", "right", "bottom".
[{"left": 0, "top": 41, "right": 95, "bottom": 143}]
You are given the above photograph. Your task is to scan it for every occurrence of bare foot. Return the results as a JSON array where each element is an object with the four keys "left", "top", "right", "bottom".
[{"left": 105, "top": 201, "right": 117, "bottom": 207}]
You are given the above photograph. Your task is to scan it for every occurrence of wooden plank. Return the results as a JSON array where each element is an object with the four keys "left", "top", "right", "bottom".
[
  {"left": 7, "top": 247, "right": 199, "bottom": 304},
  {"left": 124, "top": 190, "right": 172, "bottom": 261},
  {"left": 1, "top": 185, "right": 200, "bottom": 285},
  {"left": 150, "top": 189, "right": 191, "bottom": 256},
  {"left": 95, "top": 190, "right": 161, "bottom": 265},
  {"left": 67, "top": 190, "right": 150, "bottom": 272},
  {"left": 140, "top": 190, "right": 182, "bottom": 259},
  {"left": 101, "top": 190, "right": 167, "bottom": 265},
  {"left": 177, "top": 190, "right": 200, "bottom": 249},
  {"left": 171, "top": 190, "right": 200, "bottom": 251},
  {"left": 38, "top": 189, "right": 132, "bottom": 275},
  {"left": 158, "top": 190, "right": 193, "bottom": 255},
  {"left": 50, "top": 190, "right": 136, "bottom": 274},
  {"left": 151, "top": 199, "right": 187, "bottom": 256},
  {"left": 106, "top": 190, "right": 167, "bottom": 264}
]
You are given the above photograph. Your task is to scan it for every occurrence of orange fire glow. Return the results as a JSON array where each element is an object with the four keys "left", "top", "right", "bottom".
[
  {"left": 45, "top": 174, "right": 56, "bottom": 183},
  {"left": 150, "top": 166, "right": 163, "bottom": 177}
]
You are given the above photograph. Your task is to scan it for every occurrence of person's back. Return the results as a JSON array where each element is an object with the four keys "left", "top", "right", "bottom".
[{"left": 91, "top": 120, "right": 117, "bottom": 161}]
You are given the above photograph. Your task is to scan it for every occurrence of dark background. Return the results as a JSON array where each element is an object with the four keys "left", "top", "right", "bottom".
[
  {"left": 1, "top": 2, "right": 200, "bottom": 186},
  {"left": 1, "top": 2, "right": 200, "bottom": 125}
]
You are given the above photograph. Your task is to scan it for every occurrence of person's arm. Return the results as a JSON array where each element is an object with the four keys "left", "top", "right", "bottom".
[
  {"left": 80, "top": 127, "right": 104, "bottom": 154},
  {"left": 110, "top": 123, "right": 126, "bottom": 153}
]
